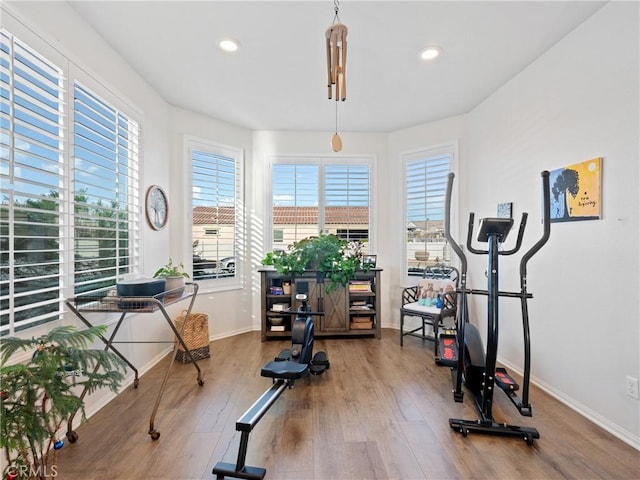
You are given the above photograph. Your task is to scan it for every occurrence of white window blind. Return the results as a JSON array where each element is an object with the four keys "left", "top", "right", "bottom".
[
  {"left": 73, "top": 82, "right": 140, "bottom": 294},
  {"left": 1, "top": 30, "right": 65, "bottom": 334},
  {"left": 272, "top": 163, "right": 320, "bottom": 247},
  {"left": 325, "top": 164, "right": 370, "bottom": 243},
  {"left": 1, "top": 29, "right": 141, "bottom": 335},
  {"left": 191, "top": 142, "right": 242, "bottom": 282},
  {"left": 270, "top": 158, "right": 372, "bottom": 251},
  {"left": 405, "top": 152, "right": 451, "bottom": 277}
]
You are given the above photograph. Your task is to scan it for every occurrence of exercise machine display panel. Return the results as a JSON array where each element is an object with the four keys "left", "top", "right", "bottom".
[{"left": 477, "top": 217, "right": 514, "bottom": 243}]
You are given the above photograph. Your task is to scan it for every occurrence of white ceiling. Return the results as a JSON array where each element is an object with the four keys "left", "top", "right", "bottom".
[{"left": 67, "top": 1, "right": 606, "bottom": 133}]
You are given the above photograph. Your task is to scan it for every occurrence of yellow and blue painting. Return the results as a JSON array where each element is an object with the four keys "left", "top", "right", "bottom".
[{"left": 550, "top": 157, "right": 602, "bottom": 223}]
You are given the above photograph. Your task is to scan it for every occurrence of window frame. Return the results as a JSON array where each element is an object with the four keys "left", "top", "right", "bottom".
[
  {"left": 70, "top": 77, "right": 141, "bottom": 297},
  {"left": 266, "top": 154, "right": 376, "bottom": 253},
  {"left": 185, "top": 135, "right": 244, "bottom": 292},
  {"left": 1, "top": 19, "right": 142, "bottom": 338},
  {"left": 401, "top": 142, "right": 457, "bottom": 284}
]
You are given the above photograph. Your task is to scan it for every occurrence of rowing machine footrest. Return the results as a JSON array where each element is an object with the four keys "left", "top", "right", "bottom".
[
  {"left": 309, "top": 351, "right": 330, "bottom": 375},
  {"left": 261, "top": 360, "right": 308, "bottom": 380}
]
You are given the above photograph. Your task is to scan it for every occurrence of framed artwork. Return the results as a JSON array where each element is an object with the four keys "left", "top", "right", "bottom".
[
  {"left": 362, "top": 255, "right": 377, "bottom": 268},
  {"left": 497, "top": 202, "right": 513, "bottom": 219},
  {"left": 550, "top": 157, "right": 602, "bottom": 223},
  {"left": 146, "top": 185, "right": 168, "bottom": 230}
]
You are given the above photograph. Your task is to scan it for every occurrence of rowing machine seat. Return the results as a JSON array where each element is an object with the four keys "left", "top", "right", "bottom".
[{"left": 261, "top": 360, "right": 308, "bottom": 380}]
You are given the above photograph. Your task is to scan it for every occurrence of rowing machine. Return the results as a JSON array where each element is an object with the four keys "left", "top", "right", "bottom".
[{"left": 212, "top": 294, "right": 329, "bottom": 479}]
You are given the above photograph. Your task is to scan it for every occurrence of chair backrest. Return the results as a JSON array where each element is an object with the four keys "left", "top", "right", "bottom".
[
  {"left": 417, "top": 268, "right": 459, "bottom": 310},
  {"left": 402, "top": 267, "right": 459, "bottom": 306}
]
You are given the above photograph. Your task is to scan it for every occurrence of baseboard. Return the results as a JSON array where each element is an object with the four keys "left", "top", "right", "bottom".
[
  {"left": 498, "top": 357, "right": 640, "bottom": 451},
  {"left": 210, "top": 326, "right": 254, "bottom": 341}
]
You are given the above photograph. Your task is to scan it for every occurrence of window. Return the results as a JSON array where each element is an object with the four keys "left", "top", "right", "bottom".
[
  {"left": 269, "top": 156, "right": 373, "bottom": 252},
  {"left": 72, "top": 83, "right": 140, "bottom": 295},
  {"left": 1, "top": 31, "right": 64, "bottom": 334},
  {"left": 404, "top": 146, "right": 452, "bottom": 278},
  {"left": 189, "top": 138, "right": 242, "bottom": 283},
  {"left": 0, "top": 29, "right": 140, "bottom": 336}
]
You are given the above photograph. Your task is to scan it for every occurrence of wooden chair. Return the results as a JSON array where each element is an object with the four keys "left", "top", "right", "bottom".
[{"left": 400, "top": 268, "right": 459, "bottom": 357}]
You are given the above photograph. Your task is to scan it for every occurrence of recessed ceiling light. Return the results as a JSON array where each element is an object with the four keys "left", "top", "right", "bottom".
[
  {"left": 419, "top": 46, "right": 442, "bottom": 61},
  {"left": 219, "top": 38, "right": 241, "bottom": 53}
]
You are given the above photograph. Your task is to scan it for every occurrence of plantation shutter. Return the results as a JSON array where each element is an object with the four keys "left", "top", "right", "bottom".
[
  {"left": 271, "top": 163, "right": 320, "bottom": 247},
  {"left": 191, "top": 149, "right": 238, "bottom": 280},
  {"left": 324, "top": 164, "right": 370, "bottom": 244},
  {"left": 0, "top": 30, "right": 66, "bottom": 333},
  {"left": 72, "top": 82, "right": 140, "bottom": 295},
  {"left": 406, "top": 153, "right": 450, "bottom": 274}
]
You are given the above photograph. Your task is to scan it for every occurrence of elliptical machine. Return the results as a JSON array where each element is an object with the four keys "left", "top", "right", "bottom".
[
  {"left": 212, "top": 293, "right": 329, "bottom": 480},
  {"left": 442, "top": 171, "right": 551, "bottom": 445}
]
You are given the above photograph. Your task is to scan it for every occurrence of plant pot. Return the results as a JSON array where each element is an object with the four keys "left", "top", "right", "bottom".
[{"left": 165, "top": 276, "right": 186, "bottom": 297}]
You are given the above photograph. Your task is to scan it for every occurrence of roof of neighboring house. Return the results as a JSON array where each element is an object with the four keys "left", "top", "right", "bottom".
[
  {"left": 408, "top": 220, "right": 444, "bottom": 232},
  {"left": 192, "top": 206, "right": 443, "bottom": 231},
  {"left": 193, "top": 206, "right": 235, "bottom": 225},
  {"left": 192, "top": 206, "right": 370, "bottom": 225}
]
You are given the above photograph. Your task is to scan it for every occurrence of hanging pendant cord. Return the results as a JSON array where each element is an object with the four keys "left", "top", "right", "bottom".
[{"left": 333, "top": 0, "right": 341, "bottom": 23}]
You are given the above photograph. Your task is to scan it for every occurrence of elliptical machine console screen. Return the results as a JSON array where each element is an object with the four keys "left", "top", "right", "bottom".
[{"left": 477, "top": 217, "right": 514, "bottom": 243}]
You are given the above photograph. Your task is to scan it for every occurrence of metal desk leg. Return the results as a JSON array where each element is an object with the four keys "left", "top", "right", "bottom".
[
  {"left": 147, "top": 293, "right": 204, "bottom": 440},
  {"left": 64, "top": 307, "right": 139, "bottom": 443},
  {"left": 65, "top": 302, "right": 140, "bottom": 381}
]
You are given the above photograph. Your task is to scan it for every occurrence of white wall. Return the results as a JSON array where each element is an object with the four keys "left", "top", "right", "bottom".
[
  {"left": 465, "top": 1, "right": 639, "bottom": 446},
  {"left": 5, "top": 0, "right": 638, "bottom": 449}
]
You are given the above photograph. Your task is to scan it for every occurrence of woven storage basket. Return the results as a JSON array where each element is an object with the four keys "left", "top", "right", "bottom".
[{"left": 174, "top": 310, "right": 210, "bottom": 363}]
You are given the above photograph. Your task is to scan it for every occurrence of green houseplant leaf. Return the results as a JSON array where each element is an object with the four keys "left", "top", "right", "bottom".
[
  {"left": 261, "top": 233, "right": 369, "bottom": 292},
  {"left": 1, "top": 325, "right": 127, "bottom": 479},
  {"left": 153, "top": 258, "right": 190, "bottom": 278}
]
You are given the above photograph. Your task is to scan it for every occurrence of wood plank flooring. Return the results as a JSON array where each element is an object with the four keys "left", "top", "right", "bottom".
[{"left": 54, "top": 329, "right": 639, "bottom": 479}]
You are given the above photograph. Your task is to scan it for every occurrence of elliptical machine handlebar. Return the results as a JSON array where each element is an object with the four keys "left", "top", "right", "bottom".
[
  {"left": 520, "top": 171, "right": 551, "bottom": 283},
  {"left": 445, "top": 171, "right": 550, "bottom": 264},
  {"left": 464, "top": 212, "right": 529, "bottom": 256},
  {"left": 444, "top": 172, "right": 467, "bottom": 274}
]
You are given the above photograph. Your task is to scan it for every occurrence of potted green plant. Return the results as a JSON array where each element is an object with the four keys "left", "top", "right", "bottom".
[
  {"left": 0, "top": 325, "right": 126, "bottom": 480},
  {"left": 153, "top": 258, "right": 190, "bottom": 294},
  {"left": 261, "top": 233, "right": 369, "bottom": 292}
]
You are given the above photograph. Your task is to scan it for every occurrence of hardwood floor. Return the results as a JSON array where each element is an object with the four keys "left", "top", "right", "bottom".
[{"left": 54, "top": 329, "right": 639, "bottom": 479}]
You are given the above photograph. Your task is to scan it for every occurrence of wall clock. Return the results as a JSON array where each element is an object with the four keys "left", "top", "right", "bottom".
[{"left": 146, "top": 185, "right": 168, "bottom": 230}]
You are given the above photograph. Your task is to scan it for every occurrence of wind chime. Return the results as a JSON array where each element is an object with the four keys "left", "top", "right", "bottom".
[{"left": 326, "top": 0, "right": 347, "bottom": 152}]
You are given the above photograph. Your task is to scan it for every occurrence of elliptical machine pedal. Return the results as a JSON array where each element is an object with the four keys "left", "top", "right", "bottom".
[{"left": 436, "top": 330, "right": 458, "bottom": 366}]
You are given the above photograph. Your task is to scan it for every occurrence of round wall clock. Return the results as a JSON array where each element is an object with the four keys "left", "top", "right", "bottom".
[{"left": 146, "top": 185, "right": 168, "bottom": 230}]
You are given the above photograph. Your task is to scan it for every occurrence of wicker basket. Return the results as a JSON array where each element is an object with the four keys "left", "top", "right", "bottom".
[{"left": 174, "top": 311, "right": 210, "bottom": 363}]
